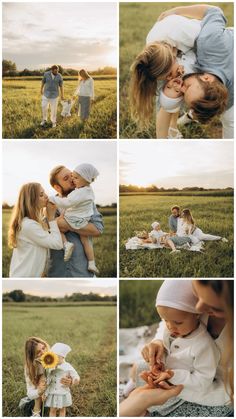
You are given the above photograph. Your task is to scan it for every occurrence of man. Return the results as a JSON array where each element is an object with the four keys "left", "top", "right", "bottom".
[
  {"left": 168, "top": 205, "right": 191, "bottom": 247},
  {"left": 48, "top": 165, "right": 103, "bottom": 278},
  {"left": 160, "top": 4, "right": 234, "bottom": 138},
  {"left": 41, "top": 65, "right": 64, "bottom": 128}
]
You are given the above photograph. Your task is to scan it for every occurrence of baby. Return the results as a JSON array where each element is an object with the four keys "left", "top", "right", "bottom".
[
  {"left": 61, "top": 99, "right": 74, "bottom": 117},
  {"left": 142, "top": 221, "right": 180, "bottom": 254},
  {"left": 44, "top": 343, "right": 80, "bottom": 417},
  {"left": 159, "top": 78, "right": 184, "bottom": 114},
  {"left": 49, "top": 163, "right": 100, "bottom": 274},
  {"left": 139, "top": 280, "right": 230, "bottom": 411}
]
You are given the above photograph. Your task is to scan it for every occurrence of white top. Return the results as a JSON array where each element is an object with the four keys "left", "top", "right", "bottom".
[
  {"left": 9, "top": 218, "right": 63, "bottom": 278},
  {"left": 74, "top": 78, "right": 94, "bottom": 99},
  {"left": 176, "top": 217, "right": 193, "bottom": 236},
  {"left": 154, "top": 320, "right": 231, "bottom": 406},
  {"left": 149, "top": 229, "right": 166, "bottom": 243},
  {"left": 50, "top": 186, "right": 95, "bottom": 220},
  {"left": 146, "top": 15, "right": 201, "bottom": 53},
  {"left": 25, "top": 370, "right": 41, "bottom": 400},
  {"left": 46, "top": 362, "right": 80, "bottom": 396}
]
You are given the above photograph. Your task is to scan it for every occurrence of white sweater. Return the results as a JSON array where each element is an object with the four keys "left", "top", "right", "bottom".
[
  {"left": 154, "top": 321, "right": 231, "bottom": 406},
  {"left": 9, "top": 217, "right": 63, "bottom": 278}
]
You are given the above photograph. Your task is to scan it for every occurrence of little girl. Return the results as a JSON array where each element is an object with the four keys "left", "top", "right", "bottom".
[
  {"left": 50, "top": 163, "right": 100, "bottom": 274},
  {"left": 142, "top": 221, "right": 180, "bottom": 254},
  {"left": 45, "top": 342, "right": 80, "bottom": 417},
  {"left": 137, "top": 280, "right": 230, "bottom": 413}
]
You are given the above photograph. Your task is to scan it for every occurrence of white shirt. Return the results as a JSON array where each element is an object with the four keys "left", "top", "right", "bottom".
[
  {"left": 149, "top": 229, "right": 166, "bottom": 243},
  {"left": 176, "top": 217, "right": 193, "bottom": 236},
  {"left": 46, "top": 362, "right": 80, "bottom": 396},
  {"left": 9, "top": 218, "right": 63, "bottom": 278},
  {"left": 50, "top": 186, "right": 95, "bottom": 220},
  {"left": 146, "top": 15, "right": 201, "bottom": 53},
  {"left": 74, "top": 78, "right": 94, "bottom": 99},
  {"left": 154, "top": 320, "right": 231, "bottom": 406}
]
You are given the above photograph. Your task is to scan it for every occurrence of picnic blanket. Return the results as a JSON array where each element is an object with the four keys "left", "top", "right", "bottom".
[{"left": 125, "top": 236, "right": 204, "bottom": 252}]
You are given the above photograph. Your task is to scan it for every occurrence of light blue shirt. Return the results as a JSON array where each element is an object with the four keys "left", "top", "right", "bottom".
[
  {"left": 168, "top": 215, "right": 178, "bottom": 233},
  {"left": 194, "top": 7, "right": 234, "bottom": 109},
  {"left": 42, "top": 71, "right": 63, "bottom": 99}
]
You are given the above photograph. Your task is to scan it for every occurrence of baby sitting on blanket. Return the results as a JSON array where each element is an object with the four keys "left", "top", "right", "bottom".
[
  {"left": 141, "top": 221, "right": 180, "bottom": 254},
  {"left": 61, "top": 99, "right": 74, "bottom": 117}
]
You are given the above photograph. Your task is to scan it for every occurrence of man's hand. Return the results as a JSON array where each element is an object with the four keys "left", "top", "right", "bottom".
[
  {"left": 158, "top": 8, "right": 177, "bottom": 21},
  {"left": 38, "top": 377, "right": 46, "bottom": 395},
  {"left": 141, "top": 340, "right": 165, "bottom": 367},
  {"left": 56, "top": 215, "right": 70, "bottom": 233}
]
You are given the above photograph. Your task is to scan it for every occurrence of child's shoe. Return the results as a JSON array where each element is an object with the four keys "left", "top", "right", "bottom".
[
  {"left": 170, "top": 249, "right": 181, "bottom": 254},
  {"left": 221, "top": 237, "right": 228, "bottom": 243},
  {"left": 123, "top": 379, "right": 136, "bottom": 398},
  {"left": 168, "top": 127, "right": 183, "bottom": 139},
  {"left": 64, "top": 241, "right": 74, "bottom": 261},
  {"left": 88, "top": 261, "right": 99, "bottom": 274},
  {"left": 52, "top": 122, "right": 57, "bottom": 128},
  {"left": 40, "top": 120, "right": 47, "bottom": 127}
]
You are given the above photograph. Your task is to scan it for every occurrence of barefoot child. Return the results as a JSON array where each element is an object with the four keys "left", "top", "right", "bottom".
[
  {"left": 44, "top": 343, "right": 80, "bottom": 417},
  {"left": 142, "top": 221, "right": 180, "bottom": 254},
  {"left": 50, "top": 163, "right": 100, "bottom": 273}
]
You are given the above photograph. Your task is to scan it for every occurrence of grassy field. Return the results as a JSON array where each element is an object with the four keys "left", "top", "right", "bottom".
[
  {"left": 2, "top": 303, "right": 117, "bottom": 417},
  {"left": 119, "top": 194, "right": 234, "bottom": 278},
  {"left": 119, "top": 2, "right": 233, "bottom": 139},
  {"left": 2, "top": 208, "right": 117, "bottom": 278},
  {"left": 3, "top": 77, "right": 117, "bottom": 139}
]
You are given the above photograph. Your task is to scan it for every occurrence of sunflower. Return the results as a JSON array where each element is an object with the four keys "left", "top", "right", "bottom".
[{"left": 40, "top": 351, "right": 58, "bottom": 369}]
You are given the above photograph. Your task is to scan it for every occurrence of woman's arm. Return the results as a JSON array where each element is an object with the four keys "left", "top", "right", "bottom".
[
  {"left": 22, "top": 219, "right": 63, "bottom": 250},
  {"left": 156, "top": 108, "right": 172, "bottom": 138},
  {"left": 158, "top": 4, "right": 215, "bottom": 21}
]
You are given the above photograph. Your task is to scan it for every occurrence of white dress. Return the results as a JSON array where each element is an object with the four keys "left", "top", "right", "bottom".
[
  {"left": 50, "top": 186, "right": 95, "bottom": 230},
  {"left": 45, "top": 362, "right": 80, "bottom": 409},
  {"left": 9, "top": 217, "right": 63, "bottom": 277}
]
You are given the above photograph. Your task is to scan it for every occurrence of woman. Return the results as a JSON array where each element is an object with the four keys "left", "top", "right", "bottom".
[
  {"left": 120, "top": 280, "right": 233, "bottom": 416},
  {"left": 8, "top": 182, "right": 63, "bottom": 277},
  {"left": 20, "top": 337, "right": 73, "bottom": 417},
  {"left": 73, "top": 69, "right": 94, "bottom": 121}
]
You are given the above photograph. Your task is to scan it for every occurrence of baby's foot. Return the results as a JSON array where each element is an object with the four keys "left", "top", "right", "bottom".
[
  {"left": 221, "top": 237, "right": 228, "bottom": 243},
  {"left": 170, "top": 249, "right": 181, "bottom": 254},
  {"left": 88, "top": 261, "right": 99, "bottom": 274},
  {"left": 64, "top": 241, "right": 74, "bottom": 261}
]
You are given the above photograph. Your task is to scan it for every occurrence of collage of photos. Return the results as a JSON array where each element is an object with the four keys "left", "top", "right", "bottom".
[{"left": 1, "top": 1, "right": 234, "bottom": 418}]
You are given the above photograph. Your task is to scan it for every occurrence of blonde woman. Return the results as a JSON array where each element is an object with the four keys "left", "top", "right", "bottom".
[
  {"left": 73, "top": 69, "right": 94, "bottom": 121},
  {"left": 8, "top": 182, "right": 63, "bottom": 278}
]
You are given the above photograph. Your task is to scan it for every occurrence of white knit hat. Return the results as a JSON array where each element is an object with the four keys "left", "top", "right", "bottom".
[
  {"left": 74, "top": 163, "right": 99, "bottom": 183},
  {"left": 159, "top": 89, "right": 183, "bottom": 113},
  {"left": 151, "top": 221, "right": 160, "bottom": 229},
  {"left": 51, "top": 343, "right": 71, "bottom": 358},
  {"left": 156, "top": 280, "right": 199, "bottom": 313}
]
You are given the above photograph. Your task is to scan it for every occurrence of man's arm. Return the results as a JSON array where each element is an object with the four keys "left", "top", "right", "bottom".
[{"left": 158, "top": 4, "right": 215, "bottom": 21}]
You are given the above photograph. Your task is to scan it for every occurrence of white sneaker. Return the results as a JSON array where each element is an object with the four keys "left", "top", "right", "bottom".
[
  {"left": 88, "top": 261, "right": 99, "bottom": 274},
  {"left": 170, "top": 249, "right": 181, "bottom": 254},
  {"left": 64, "top": 242, "right": 74, "bottom": 261},
  {"left": 222, "top": 237, "right": 228, "bottom": 243},
  {"left": 123, "top": 379, "right": 136, "bottom": 398},
  {"left": 52, "top": 122, "right": 57, "bottom": 128},
  {"left": 40, "top": 120, "right": 47, "bottom": 127},
  {"left": 168, "top": 127, "right": 183, "bottom": 139}
]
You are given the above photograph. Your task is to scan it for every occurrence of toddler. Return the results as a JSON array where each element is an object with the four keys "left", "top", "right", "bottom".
[
  {"left": 44, "top": 343, "right": 80, "bottom": 417},
  {"left": 50, "top": 163, "right": 100, "bottom": 273},
  {"left": 61, "top": 100, "right": 74, "bottom": 117},
  {"left": 142, "top": 221, "right": 180, "bottom": 254}
]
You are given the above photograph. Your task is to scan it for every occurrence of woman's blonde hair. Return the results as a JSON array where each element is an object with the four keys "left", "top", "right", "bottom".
[
  {"left": 181, "top": 208, "right": 195, "bottom": 226},
  {"left": 25, "top": 337, "right": 50, "bottom": 386},
  {"left": 8, "top": 183, "right": 43, "bottom": 248},
  {"left": 198, "top": 280, "right": 234, "bottom": 401},
  {"left": 130, "top": 42, "right": 174, "bottom": 128},
  {"left": 79, "top": 69, "right": 90, "bottom": 80}
]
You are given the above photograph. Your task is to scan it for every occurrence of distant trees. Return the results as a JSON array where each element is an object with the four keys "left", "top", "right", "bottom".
[
  {"left": 119, "top": 184, "right": 234, "bottom": 194},
  {"left": 2, "top": 59, "right": 17, "bottom": 76},
  {"left": 3, "top": 290, "right": 117, "bottom": 303}
]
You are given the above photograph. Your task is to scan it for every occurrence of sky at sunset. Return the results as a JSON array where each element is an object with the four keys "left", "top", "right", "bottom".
[
  {"left": 119, "top": 141, "right": 233, "bottom": 189},
  {"left": 3, "top": 2, "right": 117, "bottom": 70}
]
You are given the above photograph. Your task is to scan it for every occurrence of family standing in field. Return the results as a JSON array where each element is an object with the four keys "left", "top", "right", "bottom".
[
  {"left": 130, "top": 4, "right": 234, "bottom": 138},
  {"left": 41, "top": 65, "right": 94, "bottom": 128},
  {"left": 126, "top": 205, "right": 228, "bottom": 253},
  {"left": 8, "top": 164, "right": 103, "bottom": 278}
]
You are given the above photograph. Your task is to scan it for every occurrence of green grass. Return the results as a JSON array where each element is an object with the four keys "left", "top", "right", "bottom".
[
  {"left": 2, "top": 208, "right": 117, "bottom": 278},
  {"left": 3, "top": 78, "right": 117, "bottom": 139},
  {"left": 119, "top": 2, "right": 234, "bottom": 139},
  {"left": 119, "top": 195, "right": 233, "bottom": 278},
  {"left": 2, "top": 304, "right": 117, "bottom": 417}
]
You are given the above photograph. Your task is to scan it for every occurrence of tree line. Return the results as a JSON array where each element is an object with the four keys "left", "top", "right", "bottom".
[
  {"left": 120, "top": 185, "right": 234, "bottom": 193},
  {"left": 3, "top": 290, "right": 117, "bottom": 303},
  {"left": 2, "top": 60, "right": 116, "bottom": 77}
]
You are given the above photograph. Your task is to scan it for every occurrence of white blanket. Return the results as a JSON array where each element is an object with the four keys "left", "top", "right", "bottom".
[{"left": 125, "top": 236, "right": 204, "bottom": 252}]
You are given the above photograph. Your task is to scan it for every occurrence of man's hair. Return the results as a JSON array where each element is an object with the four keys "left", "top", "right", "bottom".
[
  {"left": 51, "top": 65, "right": 59, "bottom": 71},
  {"left": 171, "top": 205, "right": 180, "bottom": 212},
  {"left": 191, "top": 77, "right": 228, "bottom": 124},
  {"left": 49, "top": 165, "right": 65, "bottom": 187}
]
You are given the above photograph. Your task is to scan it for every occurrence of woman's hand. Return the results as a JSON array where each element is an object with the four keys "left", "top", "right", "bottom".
[
  {"left": 141, "top": 340, "right": 165, "bottom": 367},
  {"left": 119, "top": 383, "right": 184, "bottom": 417},
  {"left": 61, "top": 374, "right": 73, "bottom": 387},
  {"left": 45, "top": 202, "right": 57, "bottom": 221},
  {"left": 37, "top": 377, "right": 46, "bottom": 395}
]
